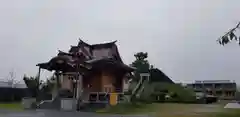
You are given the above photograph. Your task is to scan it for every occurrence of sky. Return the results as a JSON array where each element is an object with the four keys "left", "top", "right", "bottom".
[{"left": 1, "top": 0, "right": 240, "bottom": 84}]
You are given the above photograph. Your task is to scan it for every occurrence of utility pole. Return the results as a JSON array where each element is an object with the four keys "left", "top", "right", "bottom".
[{"left": 36, "top": 67, "right": 41, "bottom": 102}]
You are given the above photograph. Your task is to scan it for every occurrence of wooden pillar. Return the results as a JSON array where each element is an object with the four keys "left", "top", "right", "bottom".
[
  {"left": 76, "top": 74, "right": 83, "bottom": 99},
  {"left": 56, "top": 71, "right": 60, "bottom": 92}
]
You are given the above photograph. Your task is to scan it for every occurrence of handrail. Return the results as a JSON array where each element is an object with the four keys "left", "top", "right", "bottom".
[
  {"left": 130, "top": 75, "right": 150, "bottom": 100},
  {"left": 132, "top": 77, "right": 143, "bottom": 94}
]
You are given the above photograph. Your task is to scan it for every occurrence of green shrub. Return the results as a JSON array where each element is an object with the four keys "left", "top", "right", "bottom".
[
  {"left": 128, "top": 81, "right": 197, "bottom": 103},
  {"left": 123, "top": 90, "right": 132, "bottom": 95},
  {"left": 138, "top": 82, "right": 154, "bottom": 103},
  {"left": 151, "top": 83, "right": 197, "bottom": 103},
  {"left": 151, "top": 92, "right": 166, "bottom": 102},
  {"left": 135, "top": 82, "right": 196, "bottom": 103}
]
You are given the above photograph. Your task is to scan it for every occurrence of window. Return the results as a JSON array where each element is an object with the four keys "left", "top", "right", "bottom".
[
  {"left": 103, "top": 85, "right": 112, "bottom": 93},
  {"left": 68, "top": 75, "right": 74, "bottom": 80},
  {"left": 104, "top": 87, "right": 112, "bottom": 93},
  {"left": 99, "top": 94, "right": 109, "bottom": 102},
  {"left": 89, "top": 93, "right": 97, "bottom": 102}
]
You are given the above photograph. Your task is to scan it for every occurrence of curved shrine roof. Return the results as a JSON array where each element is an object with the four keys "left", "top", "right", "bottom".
[{"left": 37, "top": 39, "right": 132, "bottom": 72}]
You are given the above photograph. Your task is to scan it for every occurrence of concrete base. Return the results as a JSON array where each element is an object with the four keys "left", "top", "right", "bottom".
[
  {"left": 22, "top": 97, "right": 36, "bottom": 109},
  {"left": 60, "top": 98, "right": 77, "bottom": 111}
]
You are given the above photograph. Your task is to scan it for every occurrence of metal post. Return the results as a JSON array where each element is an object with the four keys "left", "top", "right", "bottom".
[{"left": 36, "top": 67, "right": 41, "bottom": 102}]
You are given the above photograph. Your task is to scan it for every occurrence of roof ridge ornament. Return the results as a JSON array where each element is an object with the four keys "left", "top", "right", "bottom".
[{"left": 78, "top": 38, "right": 91, "bottom": 46}]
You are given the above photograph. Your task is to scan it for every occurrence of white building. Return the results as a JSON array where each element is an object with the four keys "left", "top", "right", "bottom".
[{"left": 0, "top": 79, "right": 27, "bottom": 88}]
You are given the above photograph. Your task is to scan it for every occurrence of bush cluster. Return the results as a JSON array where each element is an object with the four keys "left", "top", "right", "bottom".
[
  {"left": 131, "top": 82, "right": 197, "bottom": 103},
  {"left": 0, "top": 88, "right": 28, "bottom": 102}
]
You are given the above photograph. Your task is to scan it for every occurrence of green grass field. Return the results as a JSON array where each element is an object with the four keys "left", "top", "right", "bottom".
[
  {"left": 0, "top": 102, "right": 239, "bottom": 117},
  {"left": 0, "top": 102, "right": 23, "bottom": 110},
  {"left": 97, "top": 102, "right": 240, "bottom": 117}
]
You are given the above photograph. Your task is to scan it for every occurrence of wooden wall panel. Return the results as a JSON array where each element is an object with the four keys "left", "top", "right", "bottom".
[
  {"left": 61, "top": 75, "right": 72, "bottom": 91},
  {"left": 89, "top": 74, "right": 101, "bottom": 92},
  {"left": 101, "top": 71, "right": 116, "bottom": 92}
]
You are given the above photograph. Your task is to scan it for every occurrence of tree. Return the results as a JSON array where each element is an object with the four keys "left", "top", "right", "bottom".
[
  {"left": 38, "top": 76, "right": 56, "bottom": 100},
  {"left": 40, "top": 75, "right": 55, "bottom": 94},
  {"left": 218, "top": 22, "right": 240, "bottom": 45},
  {"left": 134, "top": 52, "right": 148, "bottom": 61},
  {"left": 23, "top": 75, "right": 39, "bottom": 97},
  {"left": 131, "top": 52, "right": 150, "bottom": 80},
  {"left": 23, "top": 74, "right": 56, "bottom": 99},
  {"left": 129, "top": 52, "right": 150, "bottom": 103}
]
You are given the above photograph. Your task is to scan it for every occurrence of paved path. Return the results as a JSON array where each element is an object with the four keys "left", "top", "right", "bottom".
[
  {"left": 0, "top": 110, "right": 151, "bottom": 117},
  {"left": 194, "top": 104, "right": 222, "bottom": 113}
]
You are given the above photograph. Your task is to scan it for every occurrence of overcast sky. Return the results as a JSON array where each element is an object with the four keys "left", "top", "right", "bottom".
[{"left": 1, "top": 0, "right": 240, "bottom": 83}]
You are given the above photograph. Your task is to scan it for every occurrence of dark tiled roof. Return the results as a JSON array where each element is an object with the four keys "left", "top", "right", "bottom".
[
  {"left": 150, "top": 68, "right": 174, "bottom": 83},
  {"left": 69, "top": 46, "right": 78, "bottom": 53},
  {"left": 37, "top": 53, "right": 90, "bottom": 72},
  {"left": 77, "top": 39, "right": 117, "bottom": 49},
  {"left": 78, "top": 39, "right": 91, "bottom": 47},
  {"left": 85, "top": 57, "right": 135, "bottom": 72},
  {"left": 91, "top": 40, "right": 117, "bottom": 49},
  {"left": 58, "top": 50, "right": 73, "bottom": 56},
  {"left": 85, "top": 57, "right": 112, "bottom": 64},
  {"left": 37, "top": 39, "right": 131, "bottom": 72},
  {"left": 69, "top": 40, "right": 117, "bottom": 53},
  {"left": 69, "top": 40, "right": 121, "bottom": 61}
]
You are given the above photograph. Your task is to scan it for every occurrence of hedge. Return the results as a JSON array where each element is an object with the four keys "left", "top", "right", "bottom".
[
  {"left": 130, "top": 82, "right": 197, "bottom": 103},
  {"left": 0, "top": 87, "right": 28, "bottom": 102}
]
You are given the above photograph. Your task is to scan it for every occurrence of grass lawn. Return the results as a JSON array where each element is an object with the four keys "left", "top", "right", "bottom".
[
  {"left": 0, "top": 102, "right": 23, "bottom": 110},
  {"left": 96, "top": 103, "right": 157, "bottom": 114},
  {"left": 97, "top": 102, "right": 240, "bottom": 117},
  {"left": 211, "top": 109, "right": 240, "bottom": 117}
]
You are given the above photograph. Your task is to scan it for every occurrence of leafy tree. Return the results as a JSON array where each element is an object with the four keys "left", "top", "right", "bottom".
[
  {"left": 40, "top": 77, "right": 55, "bottom": 94},
  {"left": 131, "top": 52, "right": 150, "bottom": 80},
  {"left": 218, "top": 22, "right": 240, "bottom": 45},
  {"left": 131, "top": 53, "right": 173, "bottom": 83},
  {"left": 129, "top": 52, "right": 150, "bottom": 103},
  {"left": 23, "top": 75, "right": 39, "bottom": 97},
  {"left": 38, "top": 76, "right": 56, "bottom": 100},
  {"left": 23, "top": 74, "right": 56, "bottom": 99}
]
